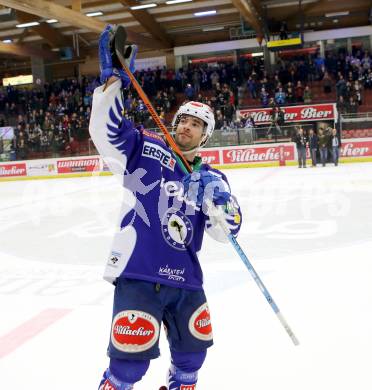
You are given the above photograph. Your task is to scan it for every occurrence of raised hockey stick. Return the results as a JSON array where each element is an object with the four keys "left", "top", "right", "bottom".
[
  {"left": 112, "top": 25, "right": 299, "bottom": 346},
  {"left": 111, "top": 25, "right": 191, "bottom": 174}
]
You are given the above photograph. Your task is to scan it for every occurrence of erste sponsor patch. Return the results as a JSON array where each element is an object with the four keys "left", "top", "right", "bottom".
[{"left": 142, "top": 141, "right": 176, "bottom": 171}]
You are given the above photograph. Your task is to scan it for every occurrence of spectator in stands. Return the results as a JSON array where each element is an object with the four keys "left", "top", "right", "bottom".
[
  {"left": 215, "top": 111, "right": 224, "bottom": 130},
  {"left": 210, "top": 70, "right": 220, "bottom": 90},
  {"left": 244, "top": 114, "right": 255, "bottom": 130},
  {"left": 308, "top": 128, "right": 318, "bottom": 167},
  {"left": 185, "top": 84, "right": 195, "bottom": 100},
  {"left": 337, "top": 95, "right": 347, "bottom": 115},
  {"left": 293, "top": 127, "right": 308, "bottom": 168},
  {"left": 277, "top": 107, "right": 285, "bottom": 133},
  {"left": 330, "top": 128, "right": 340, "bottom": 166},
  {"left": 266, "top": 104, "right": 282, "bottom": 139},
  {"left": 318, "top": 128, "right": 329, "bottom": 167},
  {"left": 260, "top": 87, "right": 269, "bottom": 106},
  {"left": 16, "top": 130, "right": 28, "bottom": 160},
  {"left": 221, "top": 120, "right": 231, "bottom": 132},
  {"left": 353, "top": 80, "right": 363, "bottom": 105},
  {"left": 345, "top": 81, "right": 353, "bottom": 100},
  {"left": 361, "top": 52, "right": 371, "bottom": 71},
  {"left": 200, "top": 70, "right": 208, "bottom": 90},
  {"left": 286, "top": 84, "right": 295, "bottom": 104},
  {"left": 347, "top": 96, "right": 358, "bottom": 114},
  {"left": 295, "top": 81, "right": 304, "bottom": 103},
  {"left": 275, "top": 87, "right": 286, "bottom": 105},
  {"left": 314, "top": 54, "right": 325, "bottom": 80},
  {"left": 247, "top": 77, "right": 257, "bottom": 99},
  {"left": 322, "top": 72, "right": 332, "bottom": 94},
  {"left": 365, "top": 69, "right": 372, "bottom": 89},
  {"left": 336, "top": 75, "right": 347, "bottom": 98},
  {"left": 303, "top": 85, "right": 312, "bottom": 104},
  {"left": 40, "top": 132, "right": 50, "bottom": 155},
  {"left": 192, "top": 70, "right": 201, "bottom": 94}
]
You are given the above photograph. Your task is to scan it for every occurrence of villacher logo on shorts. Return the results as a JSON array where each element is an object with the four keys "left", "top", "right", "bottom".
[
  {"left": 111, "top": 310, "right": 160, "bottom": 353},
  {"left": 188, "top": 303, "right": 213, "bottom": 341},
  {"left": 142, "top": 141, "right": 176, "bottom": 171}
]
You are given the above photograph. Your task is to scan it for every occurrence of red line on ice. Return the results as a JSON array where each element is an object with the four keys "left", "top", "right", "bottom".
[{"left": 0, "top": 308, "right": 72, "bottom": 359}]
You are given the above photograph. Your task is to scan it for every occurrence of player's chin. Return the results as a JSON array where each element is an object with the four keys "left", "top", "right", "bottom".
[{"left": 175, "top": 137, "right": 189, "bottom": 149}]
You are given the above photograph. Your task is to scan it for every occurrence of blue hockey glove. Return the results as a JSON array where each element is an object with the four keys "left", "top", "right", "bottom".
[
  {"left": 182, "top": 170, "right": 231, "bottom": 207},
  {"left": 99, "top": 25, "right": 137, "bottom": 87}
]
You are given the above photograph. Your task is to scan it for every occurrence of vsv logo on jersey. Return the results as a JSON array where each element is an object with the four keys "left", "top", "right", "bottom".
[
  {"left": 180, "top": 385, "right": 196, "bottom": 390},
  {"left": 142, "top": 141, "right": 176, "bottom": 171}
]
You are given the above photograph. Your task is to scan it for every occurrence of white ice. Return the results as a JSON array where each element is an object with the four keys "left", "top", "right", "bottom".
[{"left": 1, "top": 163, "right": 372, "bottom": 390}]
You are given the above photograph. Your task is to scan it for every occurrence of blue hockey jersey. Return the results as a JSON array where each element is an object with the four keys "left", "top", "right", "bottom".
[{"left": 89, "top": 80, "right": 241, "bottom": 290}]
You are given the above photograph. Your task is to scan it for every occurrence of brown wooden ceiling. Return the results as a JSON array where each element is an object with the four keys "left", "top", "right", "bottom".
[{"left": 0, "top": 0, "right": 370, "bottom": 63}]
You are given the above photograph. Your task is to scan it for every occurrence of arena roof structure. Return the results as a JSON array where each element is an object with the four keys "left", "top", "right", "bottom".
[{"left": 0, "top": 0, "right": 370, "bottom": 64}]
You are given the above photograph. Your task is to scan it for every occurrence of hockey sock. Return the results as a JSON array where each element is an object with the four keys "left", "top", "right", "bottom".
[
  {"left": 99, "top": 358, "right": 150, "bottom": 389},
  {"left": 167, "top": 364, "right": 198, "bottom": 390},
  {"left": 98, "top": 369, "right": 133, "bottom": 390}
]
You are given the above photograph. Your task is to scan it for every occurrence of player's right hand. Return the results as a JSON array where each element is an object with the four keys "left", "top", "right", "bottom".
[{"left": 99, "top": 25, "right": 137, "bottom": 88}]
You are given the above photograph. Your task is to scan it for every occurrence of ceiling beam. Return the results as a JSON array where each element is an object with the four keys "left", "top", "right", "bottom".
[
  {"left": 0, "top": 0, "right": 166, "bottom": 49},
  {"left": 120, "top": 1, "right": 172, "bottom": 48},
  {"left": 71, "top": 0, "right": 81, "bottom": 12},
  {"left": 16, "top": 10, "right": 70, "bottom": 48},
  {"left": 286, "top": 0, "right": 328, "bottom": 21},
  {"left": 231, "top": 0, "right": 265, "bottom": 40},
  {"left": 0, "top": 41, "right": 57, "bottom": 59}
]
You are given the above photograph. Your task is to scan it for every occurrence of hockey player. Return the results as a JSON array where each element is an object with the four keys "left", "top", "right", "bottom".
[{"left": 90, "top": 25, "right": 242, "bottom": 390}]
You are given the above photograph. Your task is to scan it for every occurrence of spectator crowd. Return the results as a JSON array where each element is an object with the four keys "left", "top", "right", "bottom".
[{"left": 0, "top": 45, "right": 370, "bottom": 160}]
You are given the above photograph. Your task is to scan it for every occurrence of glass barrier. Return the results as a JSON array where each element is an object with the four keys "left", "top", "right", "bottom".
[{"left": 1, "top": 123, "right": 322, "bottom": 162}]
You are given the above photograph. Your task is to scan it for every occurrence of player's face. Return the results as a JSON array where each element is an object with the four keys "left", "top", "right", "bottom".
[{"left": 175, "top": 115, "right": 204, "bottom": 152}]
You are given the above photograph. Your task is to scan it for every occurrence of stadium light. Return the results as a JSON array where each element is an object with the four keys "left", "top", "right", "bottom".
[
  {"left": 130, "top": 3, "right": 157, "bottom": 10},
  {"left": 194, "top": 10, "right": 217, "bottom": 17},
  {"left": 202, "top": 26, "right": 224, "bottom": 32},
  {"left": 325, "top": 11, "right": 349, "bottom": 17},
  {"left": 166, "top": 0, "right": 192, "bottom": 4},
  {"left": 16, "top": 21, "right": 40, "bottom": 28},
  {"left": 86, "top": 11, "right": 103, "bottom": 17}
]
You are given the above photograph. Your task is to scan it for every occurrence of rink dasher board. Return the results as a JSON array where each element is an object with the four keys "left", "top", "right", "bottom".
[{"left": 1, "top": 138, "right": 372, "bottom": 182}]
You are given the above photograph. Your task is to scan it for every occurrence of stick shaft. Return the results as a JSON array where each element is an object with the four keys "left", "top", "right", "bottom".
[
  {"left": 226, "top": 230, "right": 300, "bottom": 346},
  {"left": 121, "top": 61, "right": 192, "bottom": 174}
]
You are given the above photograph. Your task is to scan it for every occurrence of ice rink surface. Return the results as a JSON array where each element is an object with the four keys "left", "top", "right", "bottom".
[{"left": 1, "top": 163, "right": 372, "bottom": 389}]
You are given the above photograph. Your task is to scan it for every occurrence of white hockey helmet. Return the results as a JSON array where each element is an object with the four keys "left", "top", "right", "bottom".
[{"left": 172, "top": 101, "right": 215, "bottom": 149}]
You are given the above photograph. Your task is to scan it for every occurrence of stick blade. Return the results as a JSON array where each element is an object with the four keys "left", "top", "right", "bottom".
[
  {"left": 113, "top": 25, "right": 137, "bottom": 70},
  {"left": 111, "top": 25, "right": 127, "bottom": 69}
]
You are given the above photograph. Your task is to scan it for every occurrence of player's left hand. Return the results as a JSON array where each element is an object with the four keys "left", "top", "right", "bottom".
[
  {"left": 182, "top": 170, "right": 231, "bottom": 207},
  {"left": 99, "top": 25, "right": 137, "bottom": 87}
]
